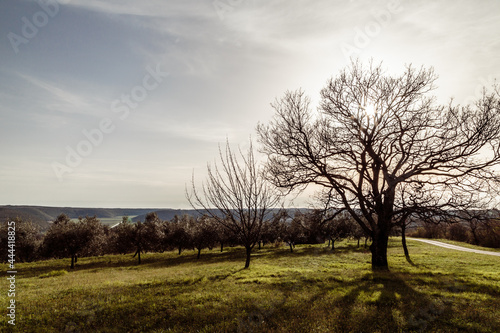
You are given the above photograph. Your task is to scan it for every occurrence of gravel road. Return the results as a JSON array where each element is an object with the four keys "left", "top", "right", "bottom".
[{"left": 408, "top": 238, "right": 500, "bottom": 256}]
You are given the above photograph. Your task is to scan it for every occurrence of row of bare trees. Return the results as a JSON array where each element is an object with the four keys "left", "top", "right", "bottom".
[
  {"left": 187, "top": 59, "right": 500, "bottom": 271},
  {"left": 409, "top": 218, "right": 500, "bottom": 248}
]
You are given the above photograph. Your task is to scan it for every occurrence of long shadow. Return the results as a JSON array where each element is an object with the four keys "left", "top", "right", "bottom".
[
  {"left": 333, "top": 272, "right": 453, "bottom": 332},
  {"left": 244, "top": 270, "right": 457, "bottom": 332},
  {"left": 18, "top": 244, "right": 367, "bottom": 279},
  {"left": 17, "top": 248, "right": 250, "bottom": 278},
  {"left": 264, "top": 243, "right": 371, "bottom": 260}
]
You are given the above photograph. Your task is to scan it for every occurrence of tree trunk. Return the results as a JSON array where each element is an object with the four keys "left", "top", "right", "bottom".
[
  {"left": 328, "top": 239, "right": 331, "bottom": 247},
  {"left": 74, "top": 255, "right": 78, "bottom": 263},
  {"left": 258, "top": 241, "right": 261, "bottom": 250},
  {"left": 220, "top": 242, "right": 224, "bottom": 252},
  {"left": 331, "top": 238, "right": 335, "bottom": 251},
  {"left": 70, "top": 254, "right": 75, "bottom": 269},
  {"left": 370, "top": 230, "right": 389, "bottom": 270},
  {"left": 133, "top": 248, "right": 141, "bottom": 264},
  {"left": 133, "top": 247, "right": 142, "bottom": 264},
  {"left": 244, "top": 247, "right": 252, "bottom": 269},
  {"left": 357, "top": 238, "right": 360, "bottom": 248},
  {"left": 470, "top": 223, "right": 480, "bottom": 245},
  {"left": 365, "top": 237, "right": 368, "bottom": 248},
  {"left": 197, "top": 248, "right": 201, "bottom": 259},
  {"left": 401, "top": 223, "right": 410, "bottom": 259},
  {"left": 289, "top": 242, "right": 293, "bottom": 253},
  {"left": 178, "top": 246, "right": 182, "bottom": 255}
]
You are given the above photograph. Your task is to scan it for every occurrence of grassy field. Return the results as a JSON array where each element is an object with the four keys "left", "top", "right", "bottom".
[{"left": 2, "top": 238, "right": 499, "bottom": 332}]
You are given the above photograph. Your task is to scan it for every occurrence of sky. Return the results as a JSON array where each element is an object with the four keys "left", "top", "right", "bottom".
[{"left": 0, "top": 0, "right": 499, "bottom": 209}]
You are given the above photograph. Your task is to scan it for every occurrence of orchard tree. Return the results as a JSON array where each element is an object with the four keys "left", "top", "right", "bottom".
[
  {"left": 258, "top": 60, "right": 500, "bottom": 270},
  {"left": 322, "top": 214, "right": 353, "bottom": 251},
  {"left": 131, "top": 218, "right": 164, "bottom": 264},
  {"left": 0, "top": 218, "right": 42, "bottom": 263},
  {"left": 213, "top": 217, "right": 236, "bottom": 252},
  {"left": 43, "top": 214, "right": 104, "bottom": 269},
  {"left": 110, "top": 217, "right": 135, "bottom": 255},
  {"left": 143, "top": 212, "right": 165, "bottom": 253},
  {"left": 189, "top": 216, "right": 218, "bottom": 259},
  {"left": 188, "top": 140, "right": 282, "bottom": 268},
  {"left": 285, "top": 214, "right": 307, "bottom": 252},
  {"left": 77, "top": 216, "right": 108, "bottom": 257},
  {"left": 169, "top": 215, "right": 192, "bottom": 255},
  {"left": 261, "top": 210, "right": 288, "bottom": 247}
]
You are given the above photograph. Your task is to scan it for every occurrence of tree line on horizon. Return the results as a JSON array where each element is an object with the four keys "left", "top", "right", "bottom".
[
  {"left": 1, "top": 209, "right": 499, "bottom": 269},
  {"left": 0, "top": 210, "right": 364, "bottom": 269}
]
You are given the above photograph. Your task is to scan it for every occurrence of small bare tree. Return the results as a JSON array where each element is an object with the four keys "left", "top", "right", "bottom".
[{"left": 188, "top": 141, "right": 281, "bottom": 268}]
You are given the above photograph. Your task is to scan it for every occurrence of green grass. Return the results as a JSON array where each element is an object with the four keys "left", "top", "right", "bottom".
[
  {"left": 38, "top": 269, "right": 68, "bottom": 279},
  {"left": 1, "top": 238, "right": 499, "bottom": 332}
]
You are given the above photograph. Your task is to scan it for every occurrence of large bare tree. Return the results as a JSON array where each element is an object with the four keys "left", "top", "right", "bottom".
[
  {"left": 188, "top": 141, "right": 281, "bottom": 268},
  {"left": 257, "top": 60, "right": 500, "bottom": 270}
]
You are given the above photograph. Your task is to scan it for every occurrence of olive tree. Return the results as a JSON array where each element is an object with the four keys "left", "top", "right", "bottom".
[
  {"left": 258, "top": 60, "right": 500, "bottom": 270},
  {"left": 42, "top": 214, "right": 105, "bottom": 269},
  {"left": 0, "top": 218, "right": 42, "bottom": 263}
]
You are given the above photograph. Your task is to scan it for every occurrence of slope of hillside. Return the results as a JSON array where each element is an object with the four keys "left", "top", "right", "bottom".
[
  {"left": 1, "top": 206, "right": 307, "bottom": 230},
  {"left": 0, "top": 206, "right": 52, "bottom": 230},
  {"left": 132, "top": 208, "right": 304, "bottom": 222},
  {"left": 132, "top": 209, "right": 200, "bottom": 222},
  {"left": 0, "top": 206, "right": 162, "bottom": 230}
]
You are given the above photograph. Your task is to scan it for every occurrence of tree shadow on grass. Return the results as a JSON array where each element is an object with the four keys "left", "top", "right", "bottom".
[
  {"left": 332, "top": 272, "right": 453, "bottom": 332},
  {"left": 264, "top": 243, "right": 371, "bottom": 260},
  {"left": 18, "top": 243, "right": 377, "bottom": 279},
  {"left": 18, "top": 255, "right": 500, "bottom": 333},
  {"left": 18, "top": 247, "right": 251, "bottom": 278},
  {"left": 261, "top": 268, "right": 500, "bottom": 333},
  {"left": 236, "top": 270, "right": 458, "bottom": 333}
]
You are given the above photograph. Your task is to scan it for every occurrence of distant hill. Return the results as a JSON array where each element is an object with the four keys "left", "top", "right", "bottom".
[
  {"left": 132, "top": 209, "right": 201, "bottom": 222},
  {"left": 0, "top": 206, "right": 162, "bottom": 231},
  {"left": 0, "top": 206, "right": 52, "bottom": 230},
  {"left": 132, "top": 208, "right": 305, "bottom": 223},
  {"left": 0, "top": 206, "right": 307, "bottom": 231}
]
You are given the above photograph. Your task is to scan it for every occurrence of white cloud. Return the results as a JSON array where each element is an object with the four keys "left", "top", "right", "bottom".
[{"left": 17, "top": 73, "right": 106, "bottom": 117}]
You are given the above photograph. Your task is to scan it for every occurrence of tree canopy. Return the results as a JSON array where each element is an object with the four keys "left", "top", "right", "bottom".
[{"left": 258, "top": 60, "right": 500, "bottom": 270}]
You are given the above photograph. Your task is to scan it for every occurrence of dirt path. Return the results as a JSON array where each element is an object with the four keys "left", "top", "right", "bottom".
[{"left": 408, "top": 238, "right": 500, "bottom": 256}]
